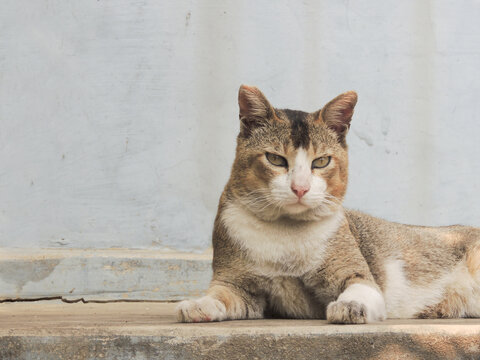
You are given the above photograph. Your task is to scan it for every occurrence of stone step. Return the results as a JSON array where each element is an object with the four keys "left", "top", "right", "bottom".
[
  {"left": 0, "top": 248, "right": 212, "bottom": 301},
  {"left": 2, "top": 301, "right": 480, "bottom": 359}
]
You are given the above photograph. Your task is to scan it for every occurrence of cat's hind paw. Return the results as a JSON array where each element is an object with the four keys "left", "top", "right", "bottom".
[
  {"left": 176, "top": 296, "right": 227, "bottom": 323},
  {"left": 326, "top": 300, "right": 367, "bottom": 324}
]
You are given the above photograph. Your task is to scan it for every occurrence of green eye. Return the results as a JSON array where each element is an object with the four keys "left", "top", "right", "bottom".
[
  {"left": 312, "top": 156, "right": 331, "bottom": 169},
  {"left": 266, "top": 153, "right": 288, "bottom": 167}
]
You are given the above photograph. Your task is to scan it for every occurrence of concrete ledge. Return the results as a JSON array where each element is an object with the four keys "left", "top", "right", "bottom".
[
  {"left": 0, "top": 248, "right": 212, "bottom": 301},
  {"left": 2, "top": 302, "right": 480, "bottom": 359}
]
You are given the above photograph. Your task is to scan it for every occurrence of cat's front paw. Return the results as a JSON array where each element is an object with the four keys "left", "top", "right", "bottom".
[
  {"left": 328, "top": 283, "right": 386, "bottom": 323},
  {"left": 176, "top": 296, "right": 227, "bottom": 323},
  {"left": 326, "top": 300, "right": 367, "bottom": 324}
]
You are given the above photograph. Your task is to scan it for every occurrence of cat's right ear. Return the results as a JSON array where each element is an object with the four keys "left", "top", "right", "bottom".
[{"left": 238, "top": 85, "right": 274, "bottom": 137}]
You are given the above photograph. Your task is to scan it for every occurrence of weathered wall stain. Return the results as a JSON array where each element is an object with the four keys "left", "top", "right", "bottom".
[
  {"left": 0, "top": 259, "right": 60, "bottom": 294},
  {"left": 103, "top": 260, "right": 148, "bottom": 275}
]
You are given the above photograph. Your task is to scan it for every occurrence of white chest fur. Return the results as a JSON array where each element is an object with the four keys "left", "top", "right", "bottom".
[{"left": 221, "top": 202, "right": 344, "bottom": 277}]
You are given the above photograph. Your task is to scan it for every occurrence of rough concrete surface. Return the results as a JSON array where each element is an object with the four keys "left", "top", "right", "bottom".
[
  {"left": 0, "top": 249, "right": 212, "bottom": 301},
  {"left": 2, "top": 302, "right": 480, "bottom": 359}
]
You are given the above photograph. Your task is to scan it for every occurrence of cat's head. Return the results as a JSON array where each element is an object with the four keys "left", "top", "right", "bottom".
[{"left": 228, "top": 85, "right": 357, "bottom": 221}]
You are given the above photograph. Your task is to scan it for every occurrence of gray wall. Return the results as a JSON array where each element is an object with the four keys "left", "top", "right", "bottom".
[{"left": 1, "top": 0, "right": 479, "bottom": 252}]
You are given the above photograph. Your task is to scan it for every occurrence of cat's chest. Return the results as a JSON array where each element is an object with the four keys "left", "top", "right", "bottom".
[{"left": 221, "top": 203, "right": 343, "bottom": 276}]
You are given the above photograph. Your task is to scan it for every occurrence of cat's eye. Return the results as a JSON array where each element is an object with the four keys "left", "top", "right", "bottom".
[
  {"left": 266, "top": 153, "right": 288, "bottom": 167},
  {"left": 312, "top": 156, "right": 331, "bottom": 169}
]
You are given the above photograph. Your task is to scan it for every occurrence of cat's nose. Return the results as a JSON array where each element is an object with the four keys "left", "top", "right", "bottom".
[{"left": 291, "top": 184, "right": 310, "bottom": 199}]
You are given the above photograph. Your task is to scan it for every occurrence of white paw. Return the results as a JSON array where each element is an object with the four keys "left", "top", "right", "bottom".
[
  {"left": 327, "top": 300, "right": 367, "bottom": 324},
  {"left": 176, "top": 296, "right": 227, "bottom": 323},
  {"left": 328, "top": 283, "right": 386, "bottom": 324}
]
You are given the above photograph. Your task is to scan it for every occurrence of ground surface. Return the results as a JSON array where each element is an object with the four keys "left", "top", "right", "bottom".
[{"left": 2, "top": 301, "right": 480, "bottom": 359}]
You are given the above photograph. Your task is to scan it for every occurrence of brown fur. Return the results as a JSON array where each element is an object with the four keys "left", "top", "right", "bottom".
[{"left": 176, "top": 85, "right": 480, "bottom": 323}]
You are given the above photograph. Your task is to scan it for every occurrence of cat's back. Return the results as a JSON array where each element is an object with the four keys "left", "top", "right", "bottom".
[{"left": 345, "top": 208, "right": 479, "bottom": 250}]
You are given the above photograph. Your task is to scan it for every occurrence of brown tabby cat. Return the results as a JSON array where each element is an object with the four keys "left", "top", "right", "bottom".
[{"left": 176, "top": 85, "right": 480, "bottom": 324}]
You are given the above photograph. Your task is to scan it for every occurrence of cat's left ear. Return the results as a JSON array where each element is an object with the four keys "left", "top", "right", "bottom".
[{"left": 315, "top": 91, "right": 358, "bottom": 144}]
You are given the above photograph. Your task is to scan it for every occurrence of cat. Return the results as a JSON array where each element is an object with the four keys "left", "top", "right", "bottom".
[{"left": 176, "top": 85, "right": 480, "bottom": 324}]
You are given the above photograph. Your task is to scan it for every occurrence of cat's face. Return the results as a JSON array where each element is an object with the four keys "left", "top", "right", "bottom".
[{"left": 229, "top": 85, "right": 357, "bottom": 221}]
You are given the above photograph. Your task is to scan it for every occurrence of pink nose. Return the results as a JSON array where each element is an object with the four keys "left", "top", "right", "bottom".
[{"left": 291, "top": 184, "right": 310, "bottom": 199}]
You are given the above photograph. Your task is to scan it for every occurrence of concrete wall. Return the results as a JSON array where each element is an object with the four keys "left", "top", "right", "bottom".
[{"left": 1, "top": 0, "right": 479, "bottom": 253}]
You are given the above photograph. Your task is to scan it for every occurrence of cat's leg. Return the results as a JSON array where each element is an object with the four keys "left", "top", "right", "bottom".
[
  {"left": 326, "top": 281, "right": 386, "bottom": 324},
  {"left": 417, "top": 239, "right": 480, "bottom": 319},
  {"left": 268, "top": 277, "right": 324, "bottom": 319},
  {"left": 176, "top": 280, "right": 264, "bottom": 323},
  {"left": 463, "top": 240, "right": 480, "bottom": 317},
  {"left": 304, "top": 224, "right": 386, "bottom": 324}
]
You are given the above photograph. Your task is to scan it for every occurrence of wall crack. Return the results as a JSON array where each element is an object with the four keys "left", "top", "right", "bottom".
[{"left": 0, "top": 296, "right": 178, "bottom": 304}]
